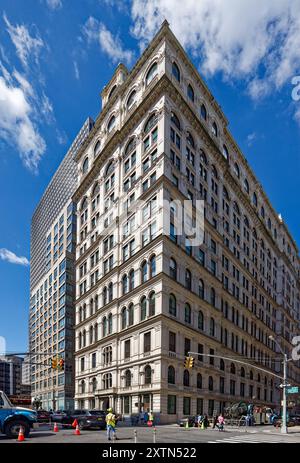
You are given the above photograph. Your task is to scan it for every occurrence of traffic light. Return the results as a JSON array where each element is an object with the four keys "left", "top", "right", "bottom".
[
  {"left": 51, "top": 357, "right": 57, "bottom": 370},
  {"left": 58, "top": 358, "right": 64, "bottom": 371},
  {"left": 184, "top": 356, "right": 195, "bottom": 369}
]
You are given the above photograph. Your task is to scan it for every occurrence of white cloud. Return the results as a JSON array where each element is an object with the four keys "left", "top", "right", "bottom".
[
  {"left": 246, "top": 132, "right": 257, "bottom": 147},
  {"left": 3, "top": 13, "right": 44, "bottom": 68},
  {"left": 0, "top": 64, "right": 46, "bottom": 172},
  {"left": 73, "top": 60, "right": 80, "bottom": 80},
  {"left": 131, "top": 0, "right": 300, "bottom": 100},
  {"left": 83, "top": 17, "right": 134, "bottom": 65},
  {"left": 0, "top": 248, "right": 29, "bottom": 266},
  {"left": 45, "top": 0, "right": 62, "bottom": 9}
]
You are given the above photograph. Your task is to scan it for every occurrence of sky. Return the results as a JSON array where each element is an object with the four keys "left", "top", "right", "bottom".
[{"left": 0, "top": 0, "right": 300, "bottom": 354}]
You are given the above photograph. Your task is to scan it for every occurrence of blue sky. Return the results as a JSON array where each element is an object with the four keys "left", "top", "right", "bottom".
[{"left": 0, "top": 0, "right": 300, "bottom": 354}]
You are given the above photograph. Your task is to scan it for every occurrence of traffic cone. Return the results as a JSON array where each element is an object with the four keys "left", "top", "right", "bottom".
[
  {"left": 72, "top": 419, "right": 78, "bottom": 428},
  {"left": 17, "top": 426, "right": 25, "bottom": 442},
  {"left": 185, "top": 420, "right": 189, "bottom": 429},
  {"left": 53, "top": 422, "right": 59, "bottom": 432},
  {"left": 74, "top": 424, "right": 81, "bottom": 435},
  {"left": 201, "top": 421, "right": 205, "bottom": 430}
]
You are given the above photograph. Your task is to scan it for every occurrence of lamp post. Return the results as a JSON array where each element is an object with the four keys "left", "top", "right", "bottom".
[{"left": 269, "top": 335, "right": 288, "bottom": 434}]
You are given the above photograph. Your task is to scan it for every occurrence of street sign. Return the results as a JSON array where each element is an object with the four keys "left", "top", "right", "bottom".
[{"left": 287, "top": 386, "right": 299, "bottom": 394}]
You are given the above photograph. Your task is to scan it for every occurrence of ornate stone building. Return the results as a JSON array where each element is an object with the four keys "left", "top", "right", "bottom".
[{"left": 73, "top": 21, "right": 300, "bottom": 422}]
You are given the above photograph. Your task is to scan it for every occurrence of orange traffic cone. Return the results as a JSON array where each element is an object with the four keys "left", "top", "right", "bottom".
[
  {"left": 53, "top": 422, "right": 59, "bottom": 432},
  {"left": 17, "top": 426, "right": 25, "bottom": 442},
  {"left": 72, "top": 419, "right": 78, "bottom": 428},
  {"left": 74, "top": 424, "right": 81, "bottom": 435}
]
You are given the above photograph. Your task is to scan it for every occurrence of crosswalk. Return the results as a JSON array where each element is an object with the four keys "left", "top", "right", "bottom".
[{"left": 208, "top": 433, "right": 290, "bottom": 444}]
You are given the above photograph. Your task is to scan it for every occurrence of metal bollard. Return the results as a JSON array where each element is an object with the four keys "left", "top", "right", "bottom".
[
  {"left": 153, "top": 427, "right": 156, "bottom": 443},
  {"left": 134, "top": 429, "right": 137, "bottom": 443}
]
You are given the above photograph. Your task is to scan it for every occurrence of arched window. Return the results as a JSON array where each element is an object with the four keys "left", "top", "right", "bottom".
[
  {"left": 108, "top": 313, "right": 113, "bottom": 334},
  {"left": 230, "top": 363, "right": 236, "bottom": 374},
  {"left": 212, "top": 121, "right": 218, "bottom": 137},
  {"left": 128, "top": 303, "right": 134, "bottom": 326},
  {"left": 244, "top": 178, "right": 249, "bottom": 194},
  {"left": 198, "top": 311, "right": 204, "bottom": 330},
  {"left": 107, "top": 115, "right": 116, "bottom": 133},
  {"left": 234, "top": 162, "right": 240, "bottom": 178},
  {"left": 261, "top": 206, "right": 265, "bottom": 218},
  {"left": 253, "top": 192, "right": 258, "bottom": 207},
  {"left": 144, "top": 365, "right": 152, "bottom": 384},
  {"left": 171, "top": 112, "right": 181, "bottom": 130},
  {"left": 185, "top": 269, "right": 192, "bottom": 290},
  {"left": 124, "top": 137, "right": 136, "bottom": 157},
  {"left": 121, "top": 307, "right": 127, "bottom": 329},
  {"left": 208, "top": 376, "right": 214, "bottom": 391},
  {"left": 108, "top": 282, "right": 113, "bottom": 302},
  {"left": 172, "top": 62, "right": 180, "bottom": 82},
  {"left": 127, "top": 90, "right": 136, "bottom": 109},
  {"left": 150, "top": 255, "right": 156, "bottom": 277},
  {"left": 187, "top": 131, "right": 195, "bottom": 148},
  {"left": 102, "top": 317, "right": 107, "bottom": 337},
  {"left": 129, "top": 269, "right": 135, "bottom": 290},
  {"left": 149, "top": 291, "right": 155, "bottom": 317},
  {"left": 257, "top": 373, "right": 261, "bottom": 382},
  {"left": 94, "top": 140, "right": 101, "bottom": 157},
  {"left": 169, "top": 294, "right": 177, "bottom": 316},
  {"left": 141, "top": 260, "right": 148, "bottom": 284},
  {"left": 241, "top": 367, "right": 245, "bottom": 378},
  {"left": 197, "top": 373, "right": 202, "bottom": 389},
  {"left": 125, "top": 370, "right": 131, "bottom": 387},
  {"left": 200, "top": 104, "right": 207, "bottom": 120},
  {"left": 102, "top": 372, "right": 112, "bottom": 389},
  {"left": 78, "top": 332, "right": 82, "bottom": 349},
  {"left": 220, "top": 359, "right": 225, "bottom": 371},
  {"left": 223, "top": 186, "right": 229, "bottom": 200},
  {"left": 169, "top": 258, "right": 177, "bottom": 280},
  {"left": 103, "top": 287, "right": 107, "bottom": 306},
  {"left": 200, "top": 149, "right": 208, "bottom": 164},
  {"left": 250, "top": 370, "right": 253, "bottom": 380},
  {"left": 82, "top": 329, "right": 86, "bottom": 347},
  {"left": 187, "top": 84, "right": 194, "bottom": 102},
  {"left": 140, "top": 296, "right": 147, "bottom": 321},
  {"left": 168, "top": 366, "right": 175, "bottom": 384},
  {"left": 264, "top": 376, "right": 268, "bottom": 386},
  {"left": 105, "top": 160, "right": 114, "bottom": 177},
  {"left": 233, "top": 201, "right": 240, "bottom": 215},
  {"left": 89, "top": 325, "right": 94, "bottom": 344},
  {"left": 210, "top": 317, "right": 215, "bottom": 337},
  {"left": 122, "top": 274, "right": 128, "bottom": 295},
  {"left": 82, "top": 157, "right": 89, "bottom": 174},
  {"left": 184, "top": 303, "right": 191, "bottom": 324},
  {"left": 222, "top": 144, "right": 229, "bottom": 160},
  {"left": 146, "top": 62, "right": 158, "bottom": 86},
  {"left": 183, "top": 369, "right": 190, "bottom": 387},
  {"left": 80, "top": 380, "right": 86, "bottom": 394},
  {"left": 199, "top": 279, "right": 204, "bottom": 299},
  {"left": 210, "top": 288, "right": 216, "bottom": 307},
  {"left": 94, "top": 322, "right": 98, "bottom": 342},
  {"left": 92, "top": 377, "right": 97, "bottom": 392},
  {"left": 108, "top": 85, "right": 117, "bottom": 100},
  {"left": 144, "top": 113, "right": 158, "bottom": 134}
]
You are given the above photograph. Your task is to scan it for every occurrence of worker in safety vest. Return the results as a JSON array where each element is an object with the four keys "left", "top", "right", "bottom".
[{"left": 106, "top": 408, "right": 117, "bottom": 441}]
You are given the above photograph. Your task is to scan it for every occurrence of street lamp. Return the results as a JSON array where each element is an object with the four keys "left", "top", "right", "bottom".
[{"left": 269, "top": 335, "right": 288, "bottom": 434}]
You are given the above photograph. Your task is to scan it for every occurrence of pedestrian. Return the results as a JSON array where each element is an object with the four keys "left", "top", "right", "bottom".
[
  {"left": 106, "top": 408, "right": 117, "bottom": 441},
  {"left": 139, "top": 411, "right": 144, "bottom": 425},
  {"left": 148, "top": 410, "right": 154, "bottom": 426},
  {"left": 144, "top": 409, "right": 149, "bottom": 425},
  {"left": 203, "top": 414, "right": 209, "bottom": 429},
  {"left": 197, "top": 414, "right": 203, "bottom": 428},
  {"left": 212, "top": 415, "right": 218, "bottom": 429},
  {"left": 216, "top": 414, "right": 225, "bottom": 431}
]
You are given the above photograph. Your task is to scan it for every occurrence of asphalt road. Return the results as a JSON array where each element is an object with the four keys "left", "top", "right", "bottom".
[{"left": 2, "top": 424, "right": 300, "bottom": 444}]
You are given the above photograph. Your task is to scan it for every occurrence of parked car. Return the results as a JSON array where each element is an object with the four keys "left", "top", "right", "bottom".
[
  {"left": 50, "top": 410, "right": 67, "bottom": 423},
  {"left": 60, "top": 409, "right": 106, "bottom": 430},
  {"left": 273, "top": 414, "right": 300, "bottom": 427},
  {"left": 37, "top": 409, "right": 51, "bottom": 423},
  {"left": 178, "top": 416, "right": 197, "bottom": 427}
]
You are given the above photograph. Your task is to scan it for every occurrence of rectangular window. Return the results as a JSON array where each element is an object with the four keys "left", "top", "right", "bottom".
[
  {"left": 184, "top": 338, "right": 191, "bottom": 357},
  {"left": 169, "top": 332, "right": 176, "bottom": 352},
  {"left": 183, "top": 397, "right": 191, "bottom": 415},
  {"left": 197, "top": 398, "right": 203, "bottom": 415},
  {"left": 167, "top": 395, "right": 176, "bottom": 414},
  {"left": 144, "top": 332, "right": 151, "bottom": 353},
  {"left": 124, "top": 339, "right": 131, "bottom": 359}
]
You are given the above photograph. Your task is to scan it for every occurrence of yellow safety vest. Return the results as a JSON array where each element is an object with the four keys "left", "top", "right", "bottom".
[{"left": 106, "top": 413, "right": 116, "bottom": 427}]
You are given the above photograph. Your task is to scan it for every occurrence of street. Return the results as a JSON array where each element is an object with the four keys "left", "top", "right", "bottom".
[{"left": 2, "top": 424, "right": 300, "bottom": 444}]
